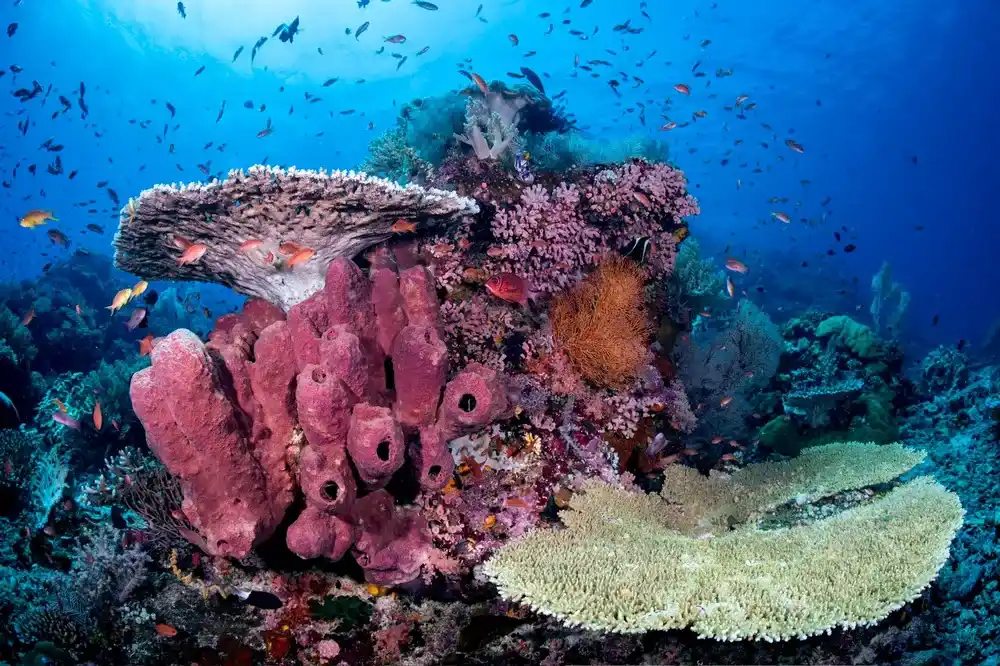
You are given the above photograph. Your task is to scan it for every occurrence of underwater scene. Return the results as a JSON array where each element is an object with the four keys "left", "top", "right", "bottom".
[{"left": 1, "top": 0, "right": 998, "bottom": 664}]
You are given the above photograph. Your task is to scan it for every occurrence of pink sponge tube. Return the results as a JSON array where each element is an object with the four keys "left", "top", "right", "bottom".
[
  {"left": 286, "top": 505, "right": 356, "bottom": 561},
  {"left": 391, "top": 325, "right": 449, "bottom": 430},
  {"left": 437, "top": 362, "right": 510, "bottom": 438},
  {"left": 347, "top": 403, "right": 406, "bottom": 488},
  {"left": 129, "top": 329, "right": 286, "bottom": 558},
  {"left": 409, "top": 424, "right": 454, "bottom": 490}
]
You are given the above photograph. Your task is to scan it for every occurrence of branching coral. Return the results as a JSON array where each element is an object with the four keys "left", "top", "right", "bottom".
[
  {"left": 551, "top": 257, "right": 651, "bottom": 389},
  {"left": 484, "top": 442, "right": 964, "bottom": 640}
]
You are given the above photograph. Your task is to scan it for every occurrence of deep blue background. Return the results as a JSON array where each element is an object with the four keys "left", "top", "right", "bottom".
[{"left": 1, "top": 0, "right": 997, "bottom": 355}]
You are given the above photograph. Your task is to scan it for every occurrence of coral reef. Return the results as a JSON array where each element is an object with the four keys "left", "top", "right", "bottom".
[{"left": 114, "top": 166, "right": 479, "bottom": 309}]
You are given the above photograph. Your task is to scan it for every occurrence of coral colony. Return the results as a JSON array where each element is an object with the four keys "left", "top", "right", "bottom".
[{"left": 0, "top": 81, "right": 974, "bottom": 665}]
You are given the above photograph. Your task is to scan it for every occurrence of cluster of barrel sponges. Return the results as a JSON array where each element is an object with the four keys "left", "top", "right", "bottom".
[
  {"left": 483, "top": 441, "right": 964, "bottom": 641},
  {"left": 130, "top": 254, "right": 509, "bottom": 584}
]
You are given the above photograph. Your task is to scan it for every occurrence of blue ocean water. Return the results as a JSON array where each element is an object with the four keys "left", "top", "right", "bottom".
[
  {"left": 1, "top": 1, "right": 999, "bottom": 664},
  {"left": 3, "top": 0, "right": 997, "bottom": 350}
]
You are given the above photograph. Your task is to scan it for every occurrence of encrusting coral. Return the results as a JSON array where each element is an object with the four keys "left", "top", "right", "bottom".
[
  {"left": 483, "top": 441, "right": 964, "bottom": 640},
  {"left": 114, "top": 166, "right": 479, "bottom": 309},
  {"left": 551, "top": 256, "right": 651, "bottom": 389}
]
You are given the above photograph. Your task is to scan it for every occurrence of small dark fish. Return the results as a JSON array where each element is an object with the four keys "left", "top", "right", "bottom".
[
  {"left": 413, "top": 0, "right": 438, "bottom": 9},
  {"left": 194, "top": 65, "right": 205, "bottom": 76},
  {"left": 356, "top": 21, "right": 369, "bottom": 40},
  {"left": 68, "top": 170, "right": 78, "bottom": 180},
  {"left": 843, "top": 244, "right": 856, "bottom": 253},
  {"left": 143, "top": 289, "right": 159, "bottom": 306},
  {"left": 238, "top": 590, "right": 283, "bottom": 610},
  {"left": 243, "top": 100, "right": 255, "bottom": 109},
  {"left": 86, "top": 223, "right": 104, "bottom": 234},
  {"left": 176, "top": 2, "right": 186, "bottom": 18},
  {"left": 322, "top": 78, "right": 339, "bottom": 87},
  {"left": 957, "top": 339, "right": 968, "bottom": 351},
  {"left": 416, "top": 46, "right": 429, "bottom": 56},
  {"left": 621, "top": 236, "right": 652, "bottom": 265},
  {"left": 396, "top": 56, "right": 408, "bottom": 70},
  {"left": 385, "top": 34, "right": 406, "bottom": 44},
  {"left": 7, "top": 23, "right": 17, "bottom": 37},
  {"left": 520, "top": 67, "right": 545, "bottom": 94},
  {"left": 232, "top": 45, "right": 244, "bottom": 62},
  {"left": 932, "top": 315, "right": 939, "bottom": 326},
  {"left": 834, "top": 231, "right": 841, "bottom": 241},
  {"left": 251, "top": 36, "right": 267, "bottom": 65},
  {"left": 216, "top": 100, "right": 226, "bottom": 122},
  {"left": 166, "top": 102, "right": 176, "bottom": 117},
  {"left": 111, "top": 505, "right": 127, "bottom": 529},
  {"left": 581, "top": 0, "right": 593, "bottom": 6},
  {"left": 509, "top": 33, "right": 519, "bottom": 46}
]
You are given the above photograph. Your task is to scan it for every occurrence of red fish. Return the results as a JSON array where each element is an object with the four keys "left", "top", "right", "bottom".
[
  {"left": 674, "top": 83, "right": 690, "bottom": 95},
  {"left": 93, "top": 401, "right": 103, "bottom": 430},
  {"left": 139, "top": 334, "right": 155, "bottom": 356},
  {"left": 485, "top": 272, "right": 530, "bottom": 306},
  {"left": 177, "top": 243, "right": 207, "bottom": 265},
  {"left": 52, "top": 411, "right": 81, "bottom": 430},
  {"left": 725, "top": 258, "right": 749, "bottom": 274}
]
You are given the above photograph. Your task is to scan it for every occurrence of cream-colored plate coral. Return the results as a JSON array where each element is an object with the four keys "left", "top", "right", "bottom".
[{"left": 483, "top": 442, "right": 964, "bottom": 641}]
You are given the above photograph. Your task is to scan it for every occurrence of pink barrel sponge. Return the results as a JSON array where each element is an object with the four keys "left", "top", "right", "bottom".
[{"left": 130, "top": 257, "right": 509, "bottom": 583}]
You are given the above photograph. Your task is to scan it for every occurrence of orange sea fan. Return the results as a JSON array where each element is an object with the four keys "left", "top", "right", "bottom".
[{"left": 550, "top": 256, "right": 652, "bottom": 389}]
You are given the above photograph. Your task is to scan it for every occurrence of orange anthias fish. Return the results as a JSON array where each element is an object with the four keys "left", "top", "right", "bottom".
[
  {"left": 75, "top": 304, "right": 83, "bottom": 318},
  {"left": 177, "top": 243, "right": 208, "bottom": 265},
  {"left": 278, "top": 241, "right": 302, "bottom": 255},
  {"left": 786, "top": 138, "right": 805, "bottom": 153},
  {"left": 47, "top": 229, "right": 70, "bottom": 247},
  {"left": 470, "top": 72, "right": 490, "bottom": 95},
  {"left": 391, "top": 219, "right": 417, "bottom": 233},
  {"left": 725, "top": 258, "right": 749, "bottom": 274},
  {"left": 725, "top": 276, "right": 736, "bottom": 298},
  {"left": 20, "top": 308, "right": 35, "bottom": 326},
  {"left": 287, "top": 247, "right": 315, "bottom": 266},
  {"left": 139, "top": 334, "right": 156, "bottom": 356},
  {"left": 771, "top": 211, "right": 791, "bottom": 224},
  {"left": 20, "top": 209, "right": 57, "bottom": 228},
  {"left": 239, "top": 239, "right": 264, "bottom": 253},
  {"left": 106, "top": 288, "right": 133, "bottom": 314},
  {"left": 720, "top": 396, "right": 734, "bottom": 407},
  {"left": 132, "top": 280, "right": 149, "bottom": 298},
  {"left": 173, "top": 235, "right": 193, "bottom": 251},
  {"left": 154, "top": 623, "right": 178, "bottom": 638},
  {"left": 674, "top": 83, "right": 690, "bottom": 95},
  {"left": 485, "top": 272, "right": 530, "bottom": 306},
  {"left": 93, "top": 401, "right": 103, "bottom": 430}
]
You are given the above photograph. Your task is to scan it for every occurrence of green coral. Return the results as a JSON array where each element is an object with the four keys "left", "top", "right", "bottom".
[
  {"left": 525, "top": 132, "right": 671, "bottom": 172},
  {"left": 308, "top": 595, "right": 373, "bottom": 629},
  {"left": 361, "top": 116, "right": 434, "bottom": 184},
  {"left": 816, "top": 315, "right": 881, "bottom": 359},
  {"left": 668, "top": 237, "right": 726, "bottom": 317},
  {"left": 484, "top": 442, "right": 963, "bottom": 640}
]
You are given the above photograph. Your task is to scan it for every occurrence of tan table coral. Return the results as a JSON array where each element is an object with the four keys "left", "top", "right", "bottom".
[{"left": 113, "top": 166, "right": 478, "bottom": 309}]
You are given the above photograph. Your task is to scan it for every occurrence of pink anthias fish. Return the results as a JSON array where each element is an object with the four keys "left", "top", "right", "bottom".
[
  {"left": 125, "top": 307, "right": 148, "bottom": 332},
  {"left": 52, "top": 411, "right": 81, "bottom": 430}
]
